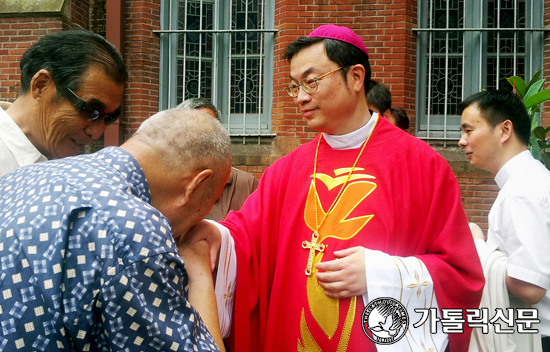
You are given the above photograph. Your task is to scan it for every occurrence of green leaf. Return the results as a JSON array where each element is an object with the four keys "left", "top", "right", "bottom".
[
  {"left": 524, "top": 90, "right": 550, "bottom": 109},
  {"left": 524, "top": 79, "right": 545, "bottom": 101},
  {"left": 531, "top": 115, "right": 539, "bottom": 131},
  {"left": 526, "top": 69, "right": 543, "bottom": 92},
  {"left": 530, "top": 136, "right": 539, "bottom": 148},
  {"left": 533, "top": 126, "right": 547, "bottom": 139},
  {"left": 541, "top": 152, "right": 550, "bottom": 169},
  {"left": 507, "top": 76, "right": 527, "bottom": 97},
  {"left": 530, "top": 106, "right": 541, "bottom": 114},
  {"left": 530, "top": 140, "right": 540, "bottom": 159},
  {"left": 508, "top": 70, "right": 550, "bottom": 171}
]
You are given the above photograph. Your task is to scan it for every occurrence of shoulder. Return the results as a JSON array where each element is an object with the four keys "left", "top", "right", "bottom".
[
  {"left": 372, "top": 120, "right": 452, "bottom": 170},
  {"left": 103, "top": 190, "right": 177, "bottom": 257},
  {"left": 231, "top": 167, "right": 259, "bottom": 187},
  {"left": 258, "top": 137, "right": 318, "bottom": 184},
  {"left": 82, "top": 198, "right": 179, "bottom": 283},
  {"left": 505, "top": 159, "right": 550, "bottom": 202},
  {"left": 271, "top": 137, "right": 318, "bottom": 167}
]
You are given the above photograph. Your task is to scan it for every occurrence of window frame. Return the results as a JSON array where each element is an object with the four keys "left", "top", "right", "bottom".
[
  {"left": 158, "top": 0, "right": 277, "bottom": 137},
  {"left": 415, "top": 0, "right": 544, "bottom": 141}
]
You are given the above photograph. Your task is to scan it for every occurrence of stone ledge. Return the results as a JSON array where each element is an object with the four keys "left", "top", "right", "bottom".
[
  {"left": 231, "top": 135, "right": 299, "bottom": 167},
  {"left": 229, "top": 135, "right": 491, "bottom": 175},
  {"left": 0, "top": 0, "right": 67, "bottom": 17},
  {"left": 430, "top": 145, "right": 490, "bottom": 175}
]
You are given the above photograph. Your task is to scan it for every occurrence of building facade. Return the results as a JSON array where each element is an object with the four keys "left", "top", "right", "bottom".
[{"left": 0, "top": 0, "right": 549, "bottom": 232}]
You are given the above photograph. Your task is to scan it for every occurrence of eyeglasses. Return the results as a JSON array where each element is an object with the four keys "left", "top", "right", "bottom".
[
  {"left": 64, "top": 87, "right": 121, "bottom": 126},
  {"left": 284, "top": 67, "right": 343, "bottom": 98}
]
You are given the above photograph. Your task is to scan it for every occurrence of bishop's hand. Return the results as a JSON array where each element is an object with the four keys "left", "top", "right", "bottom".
[{"left": 315, "top": 246, "right": 367, "bottom": 299}]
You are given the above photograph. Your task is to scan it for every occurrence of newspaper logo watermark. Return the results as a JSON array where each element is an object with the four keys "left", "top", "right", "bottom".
[
  {"left": 362, "top": 297, "right": 409, "bottom": 345},
  {"left": 362, "top": 298, "right": 540, "bottom": 345},
  {"left": 414, "top": 307, "right": 540, "bottom": 334}
]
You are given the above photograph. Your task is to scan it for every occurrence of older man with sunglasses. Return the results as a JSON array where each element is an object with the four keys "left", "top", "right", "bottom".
[{"left": 0, "top": 30, "right": 127, "bottom": 178}]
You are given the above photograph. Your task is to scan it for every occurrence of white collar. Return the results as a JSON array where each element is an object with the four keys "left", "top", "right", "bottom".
[
  {"left": 494, "top": 150, "right": 533, "bottom": 189},
  {"left": 0, "top": 107, "right": 47, "bottom": 166},
  {"left": 323, "top": 113, "right": 379, "bottom": 150}
]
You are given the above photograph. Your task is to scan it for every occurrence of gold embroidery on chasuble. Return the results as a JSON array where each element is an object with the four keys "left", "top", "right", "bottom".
[
  {"left": 393, "top": 257, "right": 437, "bottom": 350},
  {"left": 298, "top": 168, "right": 377, "bottom": 351}
]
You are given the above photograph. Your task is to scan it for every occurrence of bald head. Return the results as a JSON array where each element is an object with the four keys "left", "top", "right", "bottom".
[
  {"left": 122, "top": 109, "right": 232, "bottom": 236},
  {"left": 130, "top": 109, "right": 231, "bottom": 174}
]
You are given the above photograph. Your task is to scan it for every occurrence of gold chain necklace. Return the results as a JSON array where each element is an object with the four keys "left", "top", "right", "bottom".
[
  {"left": 302, "top": 117, "right": 378, "bottom": 276},
  {"left": 312, "top": 118, "right": 378, "bottom": 230}
]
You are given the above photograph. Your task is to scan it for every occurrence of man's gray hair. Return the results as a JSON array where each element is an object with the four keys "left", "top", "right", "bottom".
[
  {"left": 133, "top": 109, "right": 231, "bottom": 172},
  {"left": 175, "top": 98, "right": 222, "bottom": 122}
]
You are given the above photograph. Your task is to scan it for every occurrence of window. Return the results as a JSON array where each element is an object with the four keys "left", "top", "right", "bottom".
[
  {"left": 415, "top": 0, "right": 544, "bottom": 140},
  {"left": 158, "top": 0, "right": 276, "bottom": 136}
]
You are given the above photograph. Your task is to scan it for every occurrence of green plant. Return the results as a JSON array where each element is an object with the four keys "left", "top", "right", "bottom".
[{"left": 507, "top": 69, "right": 550, "bottom": 169}]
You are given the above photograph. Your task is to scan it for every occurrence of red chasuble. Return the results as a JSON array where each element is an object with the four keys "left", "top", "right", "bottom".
[{"left": 222, "top": 117, "right": 484, "bottom": 352}]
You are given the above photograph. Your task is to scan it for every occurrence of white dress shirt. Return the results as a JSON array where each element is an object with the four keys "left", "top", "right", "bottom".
[
  {"left": 0, "top": 107, "right": 46, "bottom": 178},
  {"left": 487, "top": 150, "right": 550, "bottom": 336}
]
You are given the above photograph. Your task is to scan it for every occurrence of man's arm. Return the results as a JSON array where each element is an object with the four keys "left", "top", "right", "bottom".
[
  {"left": 506, "top": 274, "right": 547, "bottom": 304},
  {"left": 469, "top": 223, "right": 547, "bottom": 304},
  {"left": 184, "top": 219, "right": 237, "bottom": 339},
  {"left": 180, "top": 240, "right": 226, "bottom": 351}
]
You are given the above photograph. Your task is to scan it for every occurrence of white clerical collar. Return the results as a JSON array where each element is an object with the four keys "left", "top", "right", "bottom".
[
  {"left": 323, "top": 113, "right": 379, "bottom": 150},
  {"left": 494, "top": 150, "right": 533, "bottom": 189}
]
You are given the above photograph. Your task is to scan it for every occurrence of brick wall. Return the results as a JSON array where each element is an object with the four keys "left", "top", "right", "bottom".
[
  {"left": 364, "top": 0, "right": 417, "bottom": 132},
  {"left": 267, "top": 0, "right": 422, "bottom": 180},
  {"left": 122, "top": 0, "right": 161, "bottom": 140},
  {"left": 273, "top": 0, "right": 418, "bottom": 143},
  {"left": 0, "top": 2, "right": 95, "bottom": 103},
  {"left": 91, "top": 0, "right": 107, "bottom": 37},
  {"left": 1, "top": 0, "right": 549, "bottom": 231},
  {"left": 456, "top": 171, "right": 497, "bottom": 235},
  {"left": 0, "top": 18, "right": 63, "bottom": 102},
  {"left": 67, "top": 0, "right": 90, "bottom": 30}
]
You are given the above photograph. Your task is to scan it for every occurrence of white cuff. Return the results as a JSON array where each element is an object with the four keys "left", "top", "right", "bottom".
[
  {"left": 208, "top": 220, "right": 237, "bottom": 339},
  {"left": 363, "top": 249, "right": 448, "bottom": 352},
  {"left": 474, "top": 238, "right": 489, "bottom": 257}
]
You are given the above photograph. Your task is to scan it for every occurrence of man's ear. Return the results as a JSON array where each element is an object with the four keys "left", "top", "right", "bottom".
[
  {"left": 30, "top": 69, "right": 54, "bottom": 100},
  {"left": 179, "top": 169, "right": 214, "bottom": 207},
  {"left": 500, "top": 120, "right": 514, "bottom": 144},
  {"left": 348, "top": 64, "right": 365, "bottom": 93}
]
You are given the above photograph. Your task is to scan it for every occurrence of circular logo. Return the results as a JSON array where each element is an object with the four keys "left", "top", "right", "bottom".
[{"left": 362, "top": 297, "right": 409, "bottom": 345}]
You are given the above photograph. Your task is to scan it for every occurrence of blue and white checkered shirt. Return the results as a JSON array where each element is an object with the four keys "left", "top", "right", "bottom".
[{"left": 0, "top": 147, "right": 219, "bottom": 352}]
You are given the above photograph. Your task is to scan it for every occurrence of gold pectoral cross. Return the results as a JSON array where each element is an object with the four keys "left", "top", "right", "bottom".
[
  {"left": 302, "top": 231, "right": 326, "bottom": 276},
  {"left": 302, "top": 178, "right": 377, "bottom": 277}
]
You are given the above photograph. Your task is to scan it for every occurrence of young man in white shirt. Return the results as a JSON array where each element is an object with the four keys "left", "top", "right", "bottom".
[{"left": 459, "top": 89, "right": 550, "bottom": 351}]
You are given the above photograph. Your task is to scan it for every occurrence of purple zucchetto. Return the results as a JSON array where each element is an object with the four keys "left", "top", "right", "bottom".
[{"left": 307, "top": 24, "right": 369, "bottom": 57}]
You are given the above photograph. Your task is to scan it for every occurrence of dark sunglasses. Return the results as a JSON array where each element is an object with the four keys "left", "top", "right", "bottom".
[{"left": 64, "top": 87, "right": 121, "bottom": 126}]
